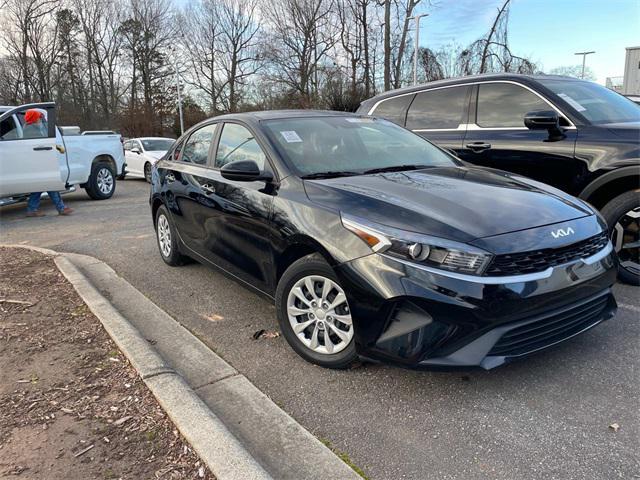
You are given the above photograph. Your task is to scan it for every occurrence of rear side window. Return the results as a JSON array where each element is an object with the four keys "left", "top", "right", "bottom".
[
  {"left": 476, "top": 83, "right": 550, "bottom": 128},
  {"left": 181, "top": 124, "right": 217, "bottom": 165},
  {"left": 406, "top": 86, "right": 470, "bottom": 130},
  {"left": 0, "top": 116, "right": 20, "bottom": 140},
  {"left": 371, "top": 95, "right": 414, "bottom": 126}
]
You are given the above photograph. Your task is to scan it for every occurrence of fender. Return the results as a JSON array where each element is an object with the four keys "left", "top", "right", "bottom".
[{"left": 578, "top": 165, "right": 640, "bottom": 200}]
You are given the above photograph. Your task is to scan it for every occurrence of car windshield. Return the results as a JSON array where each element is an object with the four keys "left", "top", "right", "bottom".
[
  {"left": 540, "top": 79, "right": 640, "bottom": 125},
  {"left": 262, "top": 116, "right": 457, "bottom": 177},
  {"left": 142, "top": 139, "right": 174, "bottom": 151}
]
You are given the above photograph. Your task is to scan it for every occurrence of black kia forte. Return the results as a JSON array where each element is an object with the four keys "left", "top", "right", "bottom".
[{"left": 150, "top": 110, "right": 618, "bottom": 370}]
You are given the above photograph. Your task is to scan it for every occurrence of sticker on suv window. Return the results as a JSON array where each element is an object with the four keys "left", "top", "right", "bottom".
[
  {"left": 280, "top": 131, "right": 302, "bottom": 143},
  {"left": 558, "top": 93, "right": 587, "bottom": 112}
]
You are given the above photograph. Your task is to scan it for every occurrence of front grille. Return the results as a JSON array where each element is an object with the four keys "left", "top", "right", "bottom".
[
  {"left": 485, "top": 231, "right": 609, "bottom": 276},
  {"left": 488, "top": 292, "right": 611, "bottom": 357}
]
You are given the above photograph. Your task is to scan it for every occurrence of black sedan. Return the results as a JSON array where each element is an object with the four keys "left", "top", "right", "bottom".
[{"left": 150, "top": 111, "right": 617, "bottom": 370}]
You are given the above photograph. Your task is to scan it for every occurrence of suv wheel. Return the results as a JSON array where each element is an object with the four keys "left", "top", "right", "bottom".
[
  {"left": 602, "top": 190, "right": 639, "bottom": 285},
  {"left": 276, "top": 254, "right": 357, "bottom": 368},
  {"left": 155, "top": 205, "right": 188, "bottom": 266},
  {"left": 85, "top": 162, "right": 116, "bottom": 200}
]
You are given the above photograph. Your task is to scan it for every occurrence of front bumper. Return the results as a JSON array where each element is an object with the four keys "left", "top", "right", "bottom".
[{"left": 334, "top": 243, "right": 618, "bottom": 370}]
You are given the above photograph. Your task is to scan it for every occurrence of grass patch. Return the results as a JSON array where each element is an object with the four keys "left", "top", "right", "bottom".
[{"left": 319, "top": 438, "right": 369, "bottom": 479}]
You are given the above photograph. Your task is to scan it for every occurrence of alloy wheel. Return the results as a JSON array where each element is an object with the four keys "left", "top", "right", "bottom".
[
  {"left": 612, "top": 207, "right": 640, "bottom": 277},
  {"left": 286, "top": 275, "right": 354, "bottom": 355},
  {"left": 97, "top": 167, "right": 114, "bottom": 195},
  {"left": 157, "top": 214, "right": 172, "bottom": 258}
]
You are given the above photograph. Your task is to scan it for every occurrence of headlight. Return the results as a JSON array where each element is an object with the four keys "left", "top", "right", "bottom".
[{"left": 341, "top": 213, "right": 492, "bottom": 275}]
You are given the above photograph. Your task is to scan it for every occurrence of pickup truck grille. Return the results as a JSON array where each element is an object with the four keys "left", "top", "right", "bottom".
[{"left": 485, "top": 231, "right": 609, "bottom": 277}]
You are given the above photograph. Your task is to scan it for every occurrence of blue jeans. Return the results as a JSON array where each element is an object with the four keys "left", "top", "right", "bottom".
[{"left": 27, "top": 191, "right": 65, "bottom": 212}]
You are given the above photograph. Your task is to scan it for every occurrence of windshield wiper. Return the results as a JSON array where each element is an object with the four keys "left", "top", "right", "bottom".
[
  {"left": 301, "top": 171, "right": 360, "bottom": 179},
  {"left": 362, "top": 164, "right": 430, "bottom": 175}
]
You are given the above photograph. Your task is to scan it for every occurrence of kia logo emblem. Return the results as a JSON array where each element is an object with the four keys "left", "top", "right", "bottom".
[{"left": 551, "top": 227, "right": 575, "bottom": 239}]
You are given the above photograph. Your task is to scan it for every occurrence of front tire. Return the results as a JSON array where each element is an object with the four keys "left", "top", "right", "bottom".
[
  {"left": 155, "top": 205, "right": 188, "bottom": 266},
  {"left": 85, "top": 162, "right": 116, "bottom": 200},
  {"left": 144, "top": 162, "right": 152, "bottom": 183},
  {"left": 276, "top": 254, "right": 357, "bottom": 369},
  {"left": 602, "top": 190, "right": 640, "bottom": 285}
]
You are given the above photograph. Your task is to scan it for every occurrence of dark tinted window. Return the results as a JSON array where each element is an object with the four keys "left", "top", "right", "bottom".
[
  {"left": 371, "top": 95, "right": 414, "bottom": 126},
  {"left": 181, "top": 124, "right": 216, "bottom": 165},
  {"left": 142, "top": 139, "right": 174, "bottom": 151},
  {"left": 477, "top": 83, "right": 549, "bottom": 128},
  {"left": 1, "top": 116, "right": 20, "bottom": 140},
  {"left": 215, "top": 123, "right": 266, "bottom": 169},
  {"left": 406, "top": 86, "right": 469, "bottom": 130}
]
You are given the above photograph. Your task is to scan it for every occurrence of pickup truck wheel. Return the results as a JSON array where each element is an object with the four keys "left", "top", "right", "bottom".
[
  {"left": 85, "top": 162, "right": 116, "bottom": 200},
  {"left": 602, "top": 190, "right": 640, "bottom": 286}
]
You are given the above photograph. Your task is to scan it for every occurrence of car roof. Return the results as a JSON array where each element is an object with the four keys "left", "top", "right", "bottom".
[
  {"left": 211, "top": 109, "right": 359, "bottom": 122},
  {"left": 361, "top": 73, "right": 589, "bottom": 103},
  {"left": 136, "top": 137, "right": 175, "bottom": 141}
]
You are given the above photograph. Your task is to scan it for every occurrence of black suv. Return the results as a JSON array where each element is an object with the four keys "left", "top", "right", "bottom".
[{"left": 357, "top": 74, "right": 640, "bottom": 284}]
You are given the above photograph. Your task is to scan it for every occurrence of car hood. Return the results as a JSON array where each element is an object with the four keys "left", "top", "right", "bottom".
[
  {"left": 303, "top": 166, "right": 593, "bottom": 243},
  {"left": 146, "top": 150, "right": 167, "bottom": 160}
]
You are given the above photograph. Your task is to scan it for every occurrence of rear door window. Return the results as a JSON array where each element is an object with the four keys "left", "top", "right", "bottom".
[
  {"left": 476, "top": 83, "right": 550, "bottom": 128},
  {"left": 371, "top": 95, "right": 414, "bottom": 126},
  {"left": 406, "top": 86, "right": 470, "bottom": 130},
  {"left": 181, "top": 124, "right": 217, "bottom": 165}
]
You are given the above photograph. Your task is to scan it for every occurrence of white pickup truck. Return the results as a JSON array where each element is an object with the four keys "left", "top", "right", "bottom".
[{"left": 0, "top": 102, "right": 126, "bottom": 206}]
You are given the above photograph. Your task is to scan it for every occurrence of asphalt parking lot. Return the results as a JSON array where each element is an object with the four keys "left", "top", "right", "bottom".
[{"left": 1, "top": 180, "right": 638, "bottom": 480}]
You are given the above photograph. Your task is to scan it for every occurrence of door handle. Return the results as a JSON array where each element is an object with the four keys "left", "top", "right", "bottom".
[
  {"left": 465, "top": 142, "right": 491, "bottom": 152},
  {"left": 165, "top": 173, "right": 176, "bottom": 183},
  {"left": 202, "top": 184, "right": 216, "bottom": 195},
  {"left": 33, "top": 146, "right": 53, "bottom": 151}
]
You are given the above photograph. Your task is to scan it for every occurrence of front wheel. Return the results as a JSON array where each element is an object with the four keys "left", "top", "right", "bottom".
[
  {"left": 155, "top": 205, "right": 188, "bottom": 266},
  {"left": 144, "top": 162, "right": 152, "bottom": 183},
  {"left": 602, "top": 190, "right": 640, "bottom": 285},
  {"left": 276, "top": 254, "right": 357, "bottom": 368},
  {"left": 85, "top": 162, "right": 116, "bottom": 200}
]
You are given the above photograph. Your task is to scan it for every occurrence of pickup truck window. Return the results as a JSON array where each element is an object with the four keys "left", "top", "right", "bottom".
[
  {"left": 406, "top": 86, "right": 469, "bottom": 130},
  {"left": 0, "top": 116, "right": 20, "bottom": 140},
  {"left": 477, "top": 83, "right": 549, "bottom": 128}
]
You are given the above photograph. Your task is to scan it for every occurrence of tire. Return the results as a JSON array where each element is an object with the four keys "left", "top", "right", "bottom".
[
  {"left": 601, "top": 190, "right": 640, "bottom": 285},
  {"left": 144, "top": 162, "right": 152, "bottom": 183},
  {"left": 276, "top": 254, "right": 357, "bottom": 368},
  {"left": 155, "top": 205, "right": 188, "bottom": 266},
  {"left": 85, "top": 162, "right": 116, "bottom": 200}
]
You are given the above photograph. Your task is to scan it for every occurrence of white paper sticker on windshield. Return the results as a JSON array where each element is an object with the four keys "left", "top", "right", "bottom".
[
  {"left": 280, "top": 130, "right": 302, "bottom": 143},
  {"left": 558, "top": 93, "right": 586, "bottom": 112}
]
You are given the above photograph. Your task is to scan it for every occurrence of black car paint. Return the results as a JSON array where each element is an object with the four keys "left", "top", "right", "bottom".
[
  {"left": 151, "top": 110, "right": 617, "bottom": 369},
  {"left": 356, "top": 74, "right": 640, "bottom": 203}
]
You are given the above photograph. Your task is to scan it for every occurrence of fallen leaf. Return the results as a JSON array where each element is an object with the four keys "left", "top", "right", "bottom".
[
  {"left": 203, "top": 313, "right": 224, "bottom": 322},
  {"left": 609, "top": 423, "right": 620, "bottom": 432},
  {"left": 252, "top": 329, "right": 280, "bottom": 340},
  {"left": 114, "top": 415, "right": 132, "bottom": 426}
]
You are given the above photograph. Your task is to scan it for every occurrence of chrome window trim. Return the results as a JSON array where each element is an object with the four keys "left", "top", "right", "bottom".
[
  {"left": 380, "top": 241, "right": 612, "bottom": 285},
  {"left": 368, "top": 80, "right": 576, "bottom": 131}
]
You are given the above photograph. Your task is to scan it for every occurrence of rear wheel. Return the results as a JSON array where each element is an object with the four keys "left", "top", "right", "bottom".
[
  {"left": 155, "top": 205, "right": 188, "bottom": 266},
  {"left": 602, "top": 190, "right": 640, "bottom": 285},
  {"left": 276, "top": 254, "right": 357, "bottom": 368},
  {"left": 85, "top": 162, "right": 116, "bottom": 200}
]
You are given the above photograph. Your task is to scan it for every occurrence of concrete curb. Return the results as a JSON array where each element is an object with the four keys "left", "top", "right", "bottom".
[{"left": 2, "top": 244, "right": 362, "bottom": 480}]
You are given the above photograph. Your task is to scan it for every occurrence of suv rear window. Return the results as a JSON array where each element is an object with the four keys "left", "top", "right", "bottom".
[
  {"left": 476, "top": 83, "right": 549, "bottom": 128},
  {"left": 406, "top": 86, "right": 470, "bottom": 130},
  {"left": 371, "top": 95, "right": 414, "bottom": 126}
]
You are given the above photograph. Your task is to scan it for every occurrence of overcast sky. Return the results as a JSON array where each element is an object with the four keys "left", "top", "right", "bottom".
[{"left": 416, "top": 0, "right": 640, "bottom": 84}]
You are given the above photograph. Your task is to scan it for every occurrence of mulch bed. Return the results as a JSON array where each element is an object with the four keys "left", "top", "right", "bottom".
[{"left": 0, "top": 247, "right": 215, "bottom": 479}]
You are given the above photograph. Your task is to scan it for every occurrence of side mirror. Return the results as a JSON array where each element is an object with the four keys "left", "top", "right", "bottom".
[
  {"left": 524, "top": 110, "right": 565, "bottom": 140},
  {"left": 131, "top": 147, "right": 141, "bottom": 154},
  {"left": 220, "top": 159, "right": 273, "bottom": 182}
]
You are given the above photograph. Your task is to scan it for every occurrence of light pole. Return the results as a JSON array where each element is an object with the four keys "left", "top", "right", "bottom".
[
  {"left": 409, "top": 13, "right": 428, "bottom": 86},
  {"left": 574, "top": 51, "right": 595, "bottom": 79},
  {"left": 171, "top": 47, "right": 184, "bottom": 135}
]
